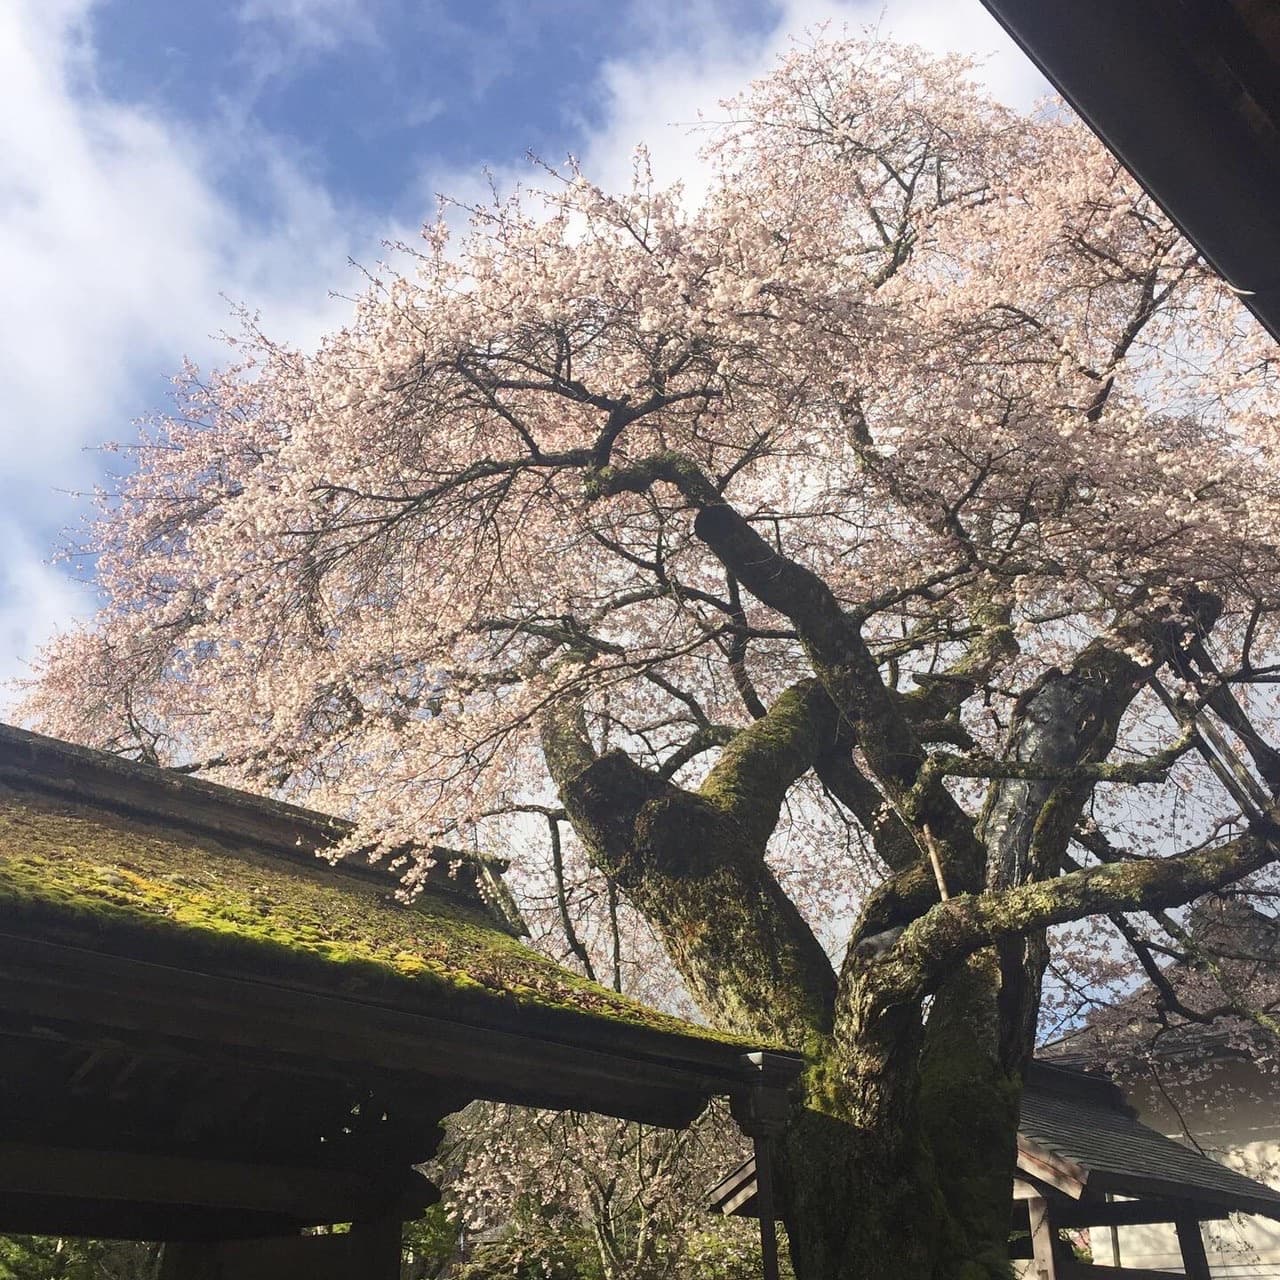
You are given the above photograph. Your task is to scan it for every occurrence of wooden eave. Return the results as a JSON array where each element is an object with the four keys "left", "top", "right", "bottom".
[
  {"left": 979, "top": 0, "right": 1280, "bottom": 344},
  {"left": 1016, "top": 1135, "right": 1086, "bottom": 1200},
  {"left": 0, "top": 929, "right": 788, "bottom": 1237}
]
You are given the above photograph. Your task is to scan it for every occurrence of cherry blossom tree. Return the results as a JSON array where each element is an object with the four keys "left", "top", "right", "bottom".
[
  {"left": 440, "top": 1101, "right": 760, "bottom": 1280},
  {"left": 24, "top": 33, "right": 1280, "bottom": 1279}
]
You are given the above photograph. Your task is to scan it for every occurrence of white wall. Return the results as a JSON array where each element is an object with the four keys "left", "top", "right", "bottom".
[{"left": 1108, "top": 1059, "right": 1280, "bottom": 1278}]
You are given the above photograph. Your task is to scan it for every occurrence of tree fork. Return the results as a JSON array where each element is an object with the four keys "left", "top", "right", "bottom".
[{"left": 540, "top": 697, "right": 837, "bottom": 1045}]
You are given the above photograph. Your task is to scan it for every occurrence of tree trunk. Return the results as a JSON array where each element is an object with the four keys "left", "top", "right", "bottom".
[
  {"left": 777, "top": 1108, "right": 942, "bottom": 1279},
  {"left": 773, "top": 1029, "right": 1020, "bottom": 1280},
  {"left": 541, "top": 696, "right": 1030, "bottom": 1280}
]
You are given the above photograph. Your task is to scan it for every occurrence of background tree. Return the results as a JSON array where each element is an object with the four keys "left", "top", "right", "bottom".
[
  {"left": 0, "top": 1238, "right": 161, "bottom": 1280},
  {"left": 23, "top": 33, "right": 1280, "bottom": 1280},
  {"left": 440, "top": 1101, "right": 761, "bottom": 1280}
]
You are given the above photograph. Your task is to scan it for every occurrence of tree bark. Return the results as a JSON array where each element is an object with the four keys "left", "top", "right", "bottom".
[{"left": 538, "top": 583, "right": 1270, "bottom": 1280}]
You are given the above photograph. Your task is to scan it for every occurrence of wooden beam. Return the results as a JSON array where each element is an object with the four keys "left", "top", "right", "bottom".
[
  {"left": 1051, "top": 1198, "right": 1230, "bottom": 1229},
  {"left": 0, "top": 933, "right": 734, "bottom": 1128},
  {"left": 754, "top": 1137, "right": 780, "bottom": 1280},
  {"left": 158, "top": 1242, "right": 220, "bottom": 1280},
  {"left": 0, "top": 1193, "right": 303, "bottom": 1242},
  {"left": 1175, "top": 1216, "right": 1212, "bottom": 1280},
  {"left": 350, "top": 1214, "right": 405, "bottom": 1279},
  {"left": 0, "top": 1141, "right": 432, "bottom": 1226}
]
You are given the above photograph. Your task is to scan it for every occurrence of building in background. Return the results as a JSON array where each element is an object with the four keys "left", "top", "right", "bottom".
[{"left": 1047, "top": 898, "right": 1280, "bottom": 1276}]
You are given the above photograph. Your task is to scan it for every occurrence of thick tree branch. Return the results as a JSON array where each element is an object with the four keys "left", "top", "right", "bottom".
[
  {"left": 589, "top": 450, "right": 986, "bottom": 889},
  {"left": 699, "top": 679, "right": 840, "bottom": 844},
  {"left": 538, "top": 684, "right": 838, "bottom": 1043},
  {"left": 901, "top": 602, "right": 1017, "bottom": 724},
  {"left": 883, "top": 825, "right": 1279, "bottom": 1004},
  {"left": 926, "top": 728, "right": 1194, "bottom": 784}
]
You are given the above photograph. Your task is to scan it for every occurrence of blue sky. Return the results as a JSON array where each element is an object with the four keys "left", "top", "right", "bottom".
[{"left": 0, "top": 0, "right": 1046, "bottom": 705}]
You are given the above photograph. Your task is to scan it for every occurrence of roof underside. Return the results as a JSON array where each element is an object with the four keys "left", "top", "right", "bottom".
[{"left": 979, "top": 0, "right": 1280, "bottom": 343}]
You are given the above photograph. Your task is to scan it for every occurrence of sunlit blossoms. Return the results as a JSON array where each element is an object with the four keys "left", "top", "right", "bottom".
[{"left": 23, "top": 33, "right": 1280, "bottom": 1280}]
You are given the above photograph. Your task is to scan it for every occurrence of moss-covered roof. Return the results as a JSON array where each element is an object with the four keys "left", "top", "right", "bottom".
[{"left": 0, "top": 726, "right": 762, "bottom": 1055}]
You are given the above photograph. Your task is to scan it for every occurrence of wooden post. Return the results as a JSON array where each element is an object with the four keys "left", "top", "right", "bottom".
[
  {"left": 730, "top": 1052, "right": 798, "bottom": 1280},
  {"left": 754, "top": 1136, "right": 780, "bottom": 1280},
  {"left": 1027, "top": 1196, "right": 1059, "bottom": 1280},
  {"left": 1175, "top": 1215, "right": 1212, "bottom": 1280}
]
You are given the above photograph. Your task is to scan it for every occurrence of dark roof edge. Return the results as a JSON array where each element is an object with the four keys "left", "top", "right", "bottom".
[
  {"left": 1024, "top": 1058, "right": 1131, "bottom": 1112},
  {"left": 1085, "top": 1169, "right": 1280, "bottom": 1224},
  {"left": 978, "top": 0, "right": 1280, "bottom": 344},
  {"left": 0, "top": 723, "right": 518, "bottom": 927},
  {"left": 0, "top": 723, "right": 350, "bottom": 857},
  {"left": 0, "top": 931, "right": 802, "bottom": 1130}
]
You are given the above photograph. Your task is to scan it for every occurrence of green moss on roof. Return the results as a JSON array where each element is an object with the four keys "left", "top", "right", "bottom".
[{"left": 0, "top": 786, "right": 759, "bottom": 1049}]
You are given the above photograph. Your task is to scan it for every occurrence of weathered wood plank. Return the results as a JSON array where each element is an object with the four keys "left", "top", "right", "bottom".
[
  {"left": 0, "top": 1193, "right": 301, "bottom": 1242},
  {"left": 0, "top": 1141, "right": 434, "bottom": 1226},
  {"left": 0, "top": 932, "right": 720, "bottom": 1126},
  {"left": 1028, "top": 1195, "right": 1059, "bottom": 1280},
  {"left": 1018, "top": 1138, "right": 1087, "bottom": 1200},
  {"left": 1175, "top": 1216, "right": 1212, "bottom": 1280}
]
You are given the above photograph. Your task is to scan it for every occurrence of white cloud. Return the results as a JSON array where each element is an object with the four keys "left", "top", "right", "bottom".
[
  {"left": 231, "top": 0, "right": 382, "bottom": 106},
  {"left": 235, "top": 0, "right": 380, "bottom": 53},
  {"left": 0, "top": 1, "right": 381, "bottom": 479},
  {"left": 0, "top": 522, "right": 96, "bottom": 695},
  {"left": 0, "top": 0, "right": 390, "bottom": 711},
  {"left": 576, "top": 0, "right": 1048, "bottom": 197}
]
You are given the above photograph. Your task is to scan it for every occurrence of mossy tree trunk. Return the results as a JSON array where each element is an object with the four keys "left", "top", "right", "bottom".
[{"left": 536, "top": 468, "right": 1271, "bottom": 1280}]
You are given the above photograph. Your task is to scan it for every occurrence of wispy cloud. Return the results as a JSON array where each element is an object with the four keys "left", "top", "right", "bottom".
[
  {"left": 235, "top": 0, "right": 381, "bottom": 53},
  {"left": 577, "top": 0, "right": 1047, "bottom": 196},
  {"left": 0, "top": 0, "right": 391, "bottom": 710},
  {"left": 419, "top": 0, "right": 1046, "bottom": 216}
]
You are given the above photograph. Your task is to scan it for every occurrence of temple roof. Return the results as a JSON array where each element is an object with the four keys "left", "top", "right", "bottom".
[
  {"left": 0, "top": 723, "right": 800, "bottom": 1240},
  {"left": 1017, "top": 1062, "right": 1280, "bottom": 1221},
  {"left": 0, "top": 722, "right": 760, "bottom": 1053}
]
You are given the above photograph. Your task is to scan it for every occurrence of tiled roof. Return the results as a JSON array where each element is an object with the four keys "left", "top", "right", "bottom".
[
  {"left": 711, "top": 1062, "right": 1280, "bottom": 1222},
  {"left": 1020, "top": 1063, "right": 1280, "bottom": 1218}
]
